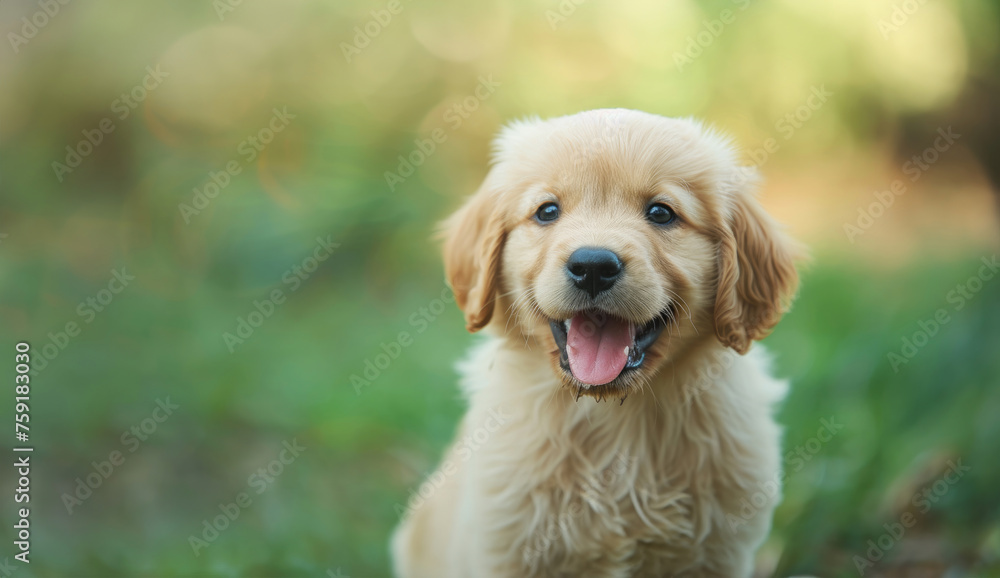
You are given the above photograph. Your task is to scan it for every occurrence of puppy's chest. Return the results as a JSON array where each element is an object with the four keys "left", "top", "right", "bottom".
[{"left": 498, "top": 459, "right": 706, "bottom": 576}]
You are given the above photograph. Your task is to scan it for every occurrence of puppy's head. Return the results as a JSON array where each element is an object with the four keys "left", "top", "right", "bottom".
[{"left": 442, "top": 109, "right": 799, "bottom": 399}]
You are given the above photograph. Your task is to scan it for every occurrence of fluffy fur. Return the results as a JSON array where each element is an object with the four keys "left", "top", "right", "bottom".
[{"left": 391, "top": 109, "right": 801, "bottom": 577}]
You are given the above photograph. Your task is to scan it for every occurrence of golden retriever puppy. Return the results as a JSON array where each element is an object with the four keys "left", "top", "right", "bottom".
[{"left": 391, "top": 109, "right": 800, "bottom": 578}]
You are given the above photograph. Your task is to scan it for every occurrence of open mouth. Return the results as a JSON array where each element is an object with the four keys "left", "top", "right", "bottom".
[{"left": 548, "top": 308, "right": 670, "bottom": 389}]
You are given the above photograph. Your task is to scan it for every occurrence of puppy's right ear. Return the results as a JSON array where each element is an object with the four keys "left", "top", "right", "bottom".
[
  {"left": 440, "top": 174, "right": 507, "bottom": 333},
  {"left": 713, "top": 168, "right": 802, "bottom": 354}
]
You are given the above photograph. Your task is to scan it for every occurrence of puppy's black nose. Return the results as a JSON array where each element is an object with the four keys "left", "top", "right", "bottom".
[{"left": 566, "top": 247, "right": 623, "bottom": 298}]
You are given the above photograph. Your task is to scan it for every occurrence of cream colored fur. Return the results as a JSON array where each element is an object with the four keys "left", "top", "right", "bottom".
[{"left": 391, "top": 109, "right": 800, "bottom": 577}]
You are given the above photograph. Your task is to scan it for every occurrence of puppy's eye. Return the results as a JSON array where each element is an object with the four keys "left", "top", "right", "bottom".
[
  {"left": 535, "top": 202, "right": 560, "bottom": 224},
  {"left": 646, "top": 203, "right": 677, "bottom": 226}
]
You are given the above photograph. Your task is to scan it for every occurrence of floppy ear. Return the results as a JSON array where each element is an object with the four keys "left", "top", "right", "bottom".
[
  {"left": 440, "top": 180, "right": 507, "bottom": 333},
  {"left": 714, "top": 173, "right": 800, "bottom": 354}
]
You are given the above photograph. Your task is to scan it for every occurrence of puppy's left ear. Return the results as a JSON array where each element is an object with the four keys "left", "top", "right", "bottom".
[
  {"left": 440, "top": 175, "right": 507, "bottom": 333},
  {"left": 714, "top": 169, "right": 801, "bottom": 354}
]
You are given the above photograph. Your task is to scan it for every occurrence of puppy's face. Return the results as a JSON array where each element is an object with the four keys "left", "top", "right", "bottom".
[{"left": 443, "top": 110, "right": 799, "bottom": 400}]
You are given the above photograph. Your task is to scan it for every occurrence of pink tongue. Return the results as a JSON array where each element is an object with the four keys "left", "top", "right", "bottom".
[{"left": 566, "top": 313, "right": 634, "bottom": 386}]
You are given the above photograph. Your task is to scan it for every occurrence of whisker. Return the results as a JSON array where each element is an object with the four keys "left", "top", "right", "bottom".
[{"left": 662, "top": 288, "right": 697, "bottom": 336}]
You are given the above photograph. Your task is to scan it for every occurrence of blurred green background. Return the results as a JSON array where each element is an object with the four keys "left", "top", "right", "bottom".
[{"left": 1, "top": 0, "right": 999, "bottom": 576}]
